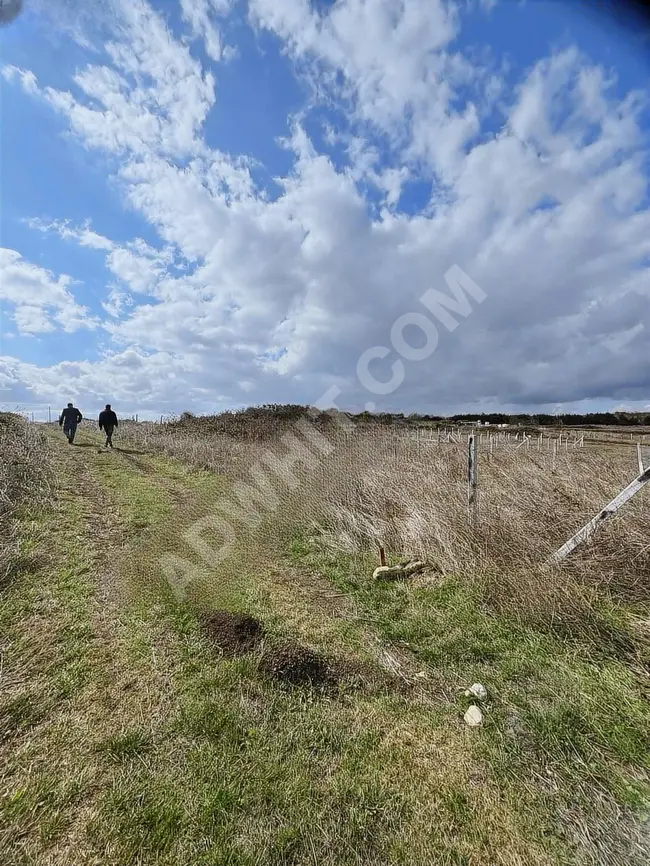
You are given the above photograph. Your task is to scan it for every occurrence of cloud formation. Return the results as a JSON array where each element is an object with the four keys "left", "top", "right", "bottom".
[
  {"left": 0, "top": 248, "right": 98, "bottom": 335},
  {"left": 1, "top": 0, "right": 649, "bottom": 415}
]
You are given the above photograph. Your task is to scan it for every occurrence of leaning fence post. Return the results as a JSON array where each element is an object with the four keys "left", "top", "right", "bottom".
[
  {"left": 547, "top": 466, "right": 650, "bottom": 565},
  {"left": 468, "top": 434, "right": 478, "bottom": 525}
]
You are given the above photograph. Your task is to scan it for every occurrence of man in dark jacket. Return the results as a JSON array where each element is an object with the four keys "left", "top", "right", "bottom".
[
  {"left": 58, "top": 403, "right": 83, "bottom": 444},
  {"left": 98, "top": 404, "right": 119, "bottom": 448}
]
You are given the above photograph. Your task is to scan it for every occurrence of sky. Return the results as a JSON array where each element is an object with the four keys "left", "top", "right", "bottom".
[{"left": 1, "top": 0, "right": 649, "bottom": 420}]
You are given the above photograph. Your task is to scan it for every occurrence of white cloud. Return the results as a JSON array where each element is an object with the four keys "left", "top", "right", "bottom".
[
  {"left": 0, "top": 249, "right": 98, "bottom": 335},
  {"left": 1, "top": 64, "right": 38, "bottom": 94},
  {"left": 180, "top": 0, "right": 234, "bottom": 62},
  {"left": 9, "top": 0, "right": 216, "bottom": 160},
  {"left": 1, "top": 0, "right": 649, "bottom": 414},
  {"left": 102, "top": 286, "right": 133, "bottom": 319},
  {"left": 26, "top": 218, "right": 115, "bottom": 251},
  {"left": 248, "top": 0, "right": 473, "bottom": 180},
  {"left": 26, "top": 217, "right": 175, "bottom": 299}
]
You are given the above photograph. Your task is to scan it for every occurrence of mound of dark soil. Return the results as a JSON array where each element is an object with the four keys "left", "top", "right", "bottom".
[
  {"left": 260, "top": 642, "right": 335, "bottom": 687},
  {"left": 202, "top": 610, "right": 264, "bottom": 657}
]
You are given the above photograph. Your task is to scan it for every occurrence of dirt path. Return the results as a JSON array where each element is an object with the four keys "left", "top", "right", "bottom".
[
  {"left": 55, "top": 426, "right": 443, "bottom": 695},
  {"left": 0, "top": 425, "right": 481, "bottom": 866}
]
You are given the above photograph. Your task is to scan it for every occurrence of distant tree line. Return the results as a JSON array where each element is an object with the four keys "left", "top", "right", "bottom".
[
  {"left": 349, "top": 410, "right": 650, "bottom": 427},
  {"left": 170, "top": 405, "right": 650, "bottom": 430},
  {"left": 447, "top": 412, "right": 650, "bottom": 427}
]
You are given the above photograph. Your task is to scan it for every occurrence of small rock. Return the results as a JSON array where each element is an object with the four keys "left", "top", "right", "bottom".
[
  {"left": 464, "top": 682, "right": 488, "bottom": 701},
  {"left": 464, "top": 705, "right": 483, "bottom": 727}
]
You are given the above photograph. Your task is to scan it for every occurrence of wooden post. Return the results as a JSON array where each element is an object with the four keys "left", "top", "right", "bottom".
[
  {"left": 48, "top": 406, "right": 51, "bottom": 423},
  {"left": 552, "top": 438, "right": 558, "bottom": 470},
  {"left": 637, "top": 443, "right": 645, "bottom": 475},
  {"left": 379, "top": 546, "right": 386, "bottom": 567},
  {"left": 547, "top": 466, "right": 650, "bottom": 565},
  {"left": 468, "top": 434, "right": 478, "bottom": 525}
]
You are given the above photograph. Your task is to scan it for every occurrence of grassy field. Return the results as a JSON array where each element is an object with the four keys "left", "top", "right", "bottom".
[{"left": 1, "top": 412, "right": 649, "bottom": 865}]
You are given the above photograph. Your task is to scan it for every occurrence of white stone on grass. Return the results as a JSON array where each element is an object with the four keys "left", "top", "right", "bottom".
[{"left": 464, "top": 705, "right": 483, "bottom": 727}]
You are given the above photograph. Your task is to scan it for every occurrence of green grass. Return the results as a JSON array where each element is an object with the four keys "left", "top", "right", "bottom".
[
  {"left": 2, "top": 428, "right": 649, "bottom": 865},
  {"left": 287, "top": 531, "right": 650, "bottom": 863}
]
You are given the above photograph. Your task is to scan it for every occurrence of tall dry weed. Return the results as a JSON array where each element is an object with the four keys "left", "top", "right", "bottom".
[{"left": 0, "top": 413, "right": 52, "bottom": 584}]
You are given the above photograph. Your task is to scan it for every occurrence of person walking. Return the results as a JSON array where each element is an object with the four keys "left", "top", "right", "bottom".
[
  {"left": 58, "top": 403, "right": 83, "bottom": 444},
  {"left": 98, "top": 403, "right": 119, "bottom": 449}
]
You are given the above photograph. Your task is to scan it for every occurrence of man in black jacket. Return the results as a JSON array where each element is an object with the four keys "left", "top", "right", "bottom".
[
  {"left": 58, "top": 403, "right": 83, "bottom": 444},
  {"left": 98, "top": 404, "right": 119, "bottom": 448}
]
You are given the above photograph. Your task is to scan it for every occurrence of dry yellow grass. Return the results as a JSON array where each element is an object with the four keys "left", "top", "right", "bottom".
[{"left": 124, "top": 415, "right": 650, "bottom": 617}]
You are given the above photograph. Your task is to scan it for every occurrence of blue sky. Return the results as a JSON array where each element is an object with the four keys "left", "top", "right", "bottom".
[{"left": 1, "top": 0, "right": 649, "bottom": 419}]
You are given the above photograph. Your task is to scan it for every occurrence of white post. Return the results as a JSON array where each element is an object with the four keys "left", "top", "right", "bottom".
[
  {"left": 637, "top": 443, "right": 644, "bottom": 475},
  {"left": 547, "top": 466, "right": 650, "bottom": 565},
  {"left": 552, "top": 439, "right": 557, "bottom": 470}
]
